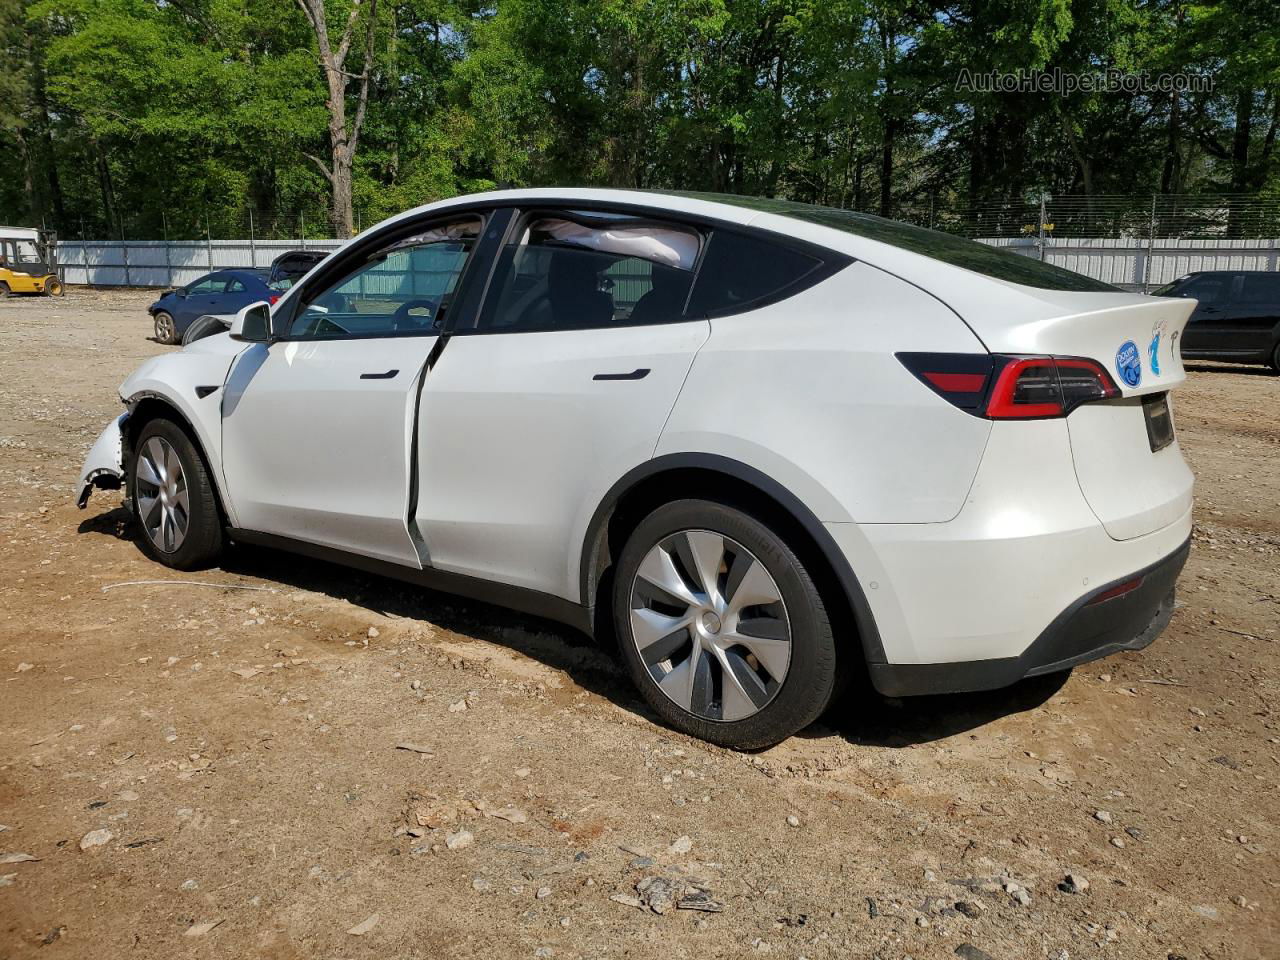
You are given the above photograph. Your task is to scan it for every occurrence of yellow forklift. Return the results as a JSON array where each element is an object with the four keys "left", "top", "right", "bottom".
[{"left": 0, "top": 227, "right": 63, "bottom": 297}]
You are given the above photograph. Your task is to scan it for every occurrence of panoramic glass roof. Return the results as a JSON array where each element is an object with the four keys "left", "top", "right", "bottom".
[{"left": 672, "top": 192, "right": 1117, "bottom": 293}]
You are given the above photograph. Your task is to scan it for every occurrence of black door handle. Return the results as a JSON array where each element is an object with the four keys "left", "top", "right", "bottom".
[
  {"left": 593, "top": 368, "right": 650, "bottom": 381},
  {"left": 360, "top": 369, "right": 400, "bottom": 380}
]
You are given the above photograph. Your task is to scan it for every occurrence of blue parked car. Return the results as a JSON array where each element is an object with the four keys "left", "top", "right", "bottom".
[{"left": 149, "top": 269, "right": 280, "bottom": 344}]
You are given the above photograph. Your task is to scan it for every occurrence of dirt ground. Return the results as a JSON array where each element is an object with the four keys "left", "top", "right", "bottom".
[{"left": 0, "top": 289, "right": 1276, "bottom": 960}]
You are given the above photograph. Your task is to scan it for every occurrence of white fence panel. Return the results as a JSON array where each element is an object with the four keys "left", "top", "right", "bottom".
[
  {"left": 57, "top": 235, "right": 1278, "bottom": 291},
  {"left": 979, "top": 236, "right": 1279, "bottom": 289},
  {"left": 57, "top": 239, "right": 345, "bottom": 288}
]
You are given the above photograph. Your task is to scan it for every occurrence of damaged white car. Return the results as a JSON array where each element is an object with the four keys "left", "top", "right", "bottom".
[{"left": 78, "top": 188, "right": 1194, "bottom": 749}]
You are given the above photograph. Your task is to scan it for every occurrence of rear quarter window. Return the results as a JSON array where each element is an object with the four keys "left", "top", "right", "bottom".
[{"left": 687, "top": 229, "right": 829, "bottom": 317}]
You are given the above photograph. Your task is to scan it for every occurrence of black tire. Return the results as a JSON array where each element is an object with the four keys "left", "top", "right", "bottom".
[
  {"left": 129, "top": 418, "right": 223, "bottom": 570},
  {"left": 44, "top": 278, "right": 64, "bottom": 297},
  {"left": 1271, "top": 341, "right": 1280, "bottom": 375},
  {"left": 612, "top": 499, "right": 839, "bottom": 750},
  {"left": 0, "top": 281, "right": 9, "bottom": 299},
  {"left": 154, "top": 311, "right": 178, "bottom": 344}
]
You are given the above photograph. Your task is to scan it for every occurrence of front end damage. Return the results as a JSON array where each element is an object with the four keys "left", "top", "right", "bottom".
[{"left": 77, "top": 413, "right": 129, "bottom": 508}]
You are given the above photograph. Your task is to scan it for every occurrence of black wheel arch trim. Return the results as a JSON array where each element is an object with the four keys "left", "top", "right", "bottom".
[
  {"left": 123, "top": 391, "right": 233, "bottom": 524},
  {"left": 578, "top": 452, "right": 887, "bottom": 666}
]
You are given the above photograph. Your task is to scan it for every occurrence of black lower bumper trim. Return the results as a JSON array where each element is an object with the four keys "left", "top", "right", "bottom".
[{"left": 868, "top": 537, "right": 1190, "bottom": 697}]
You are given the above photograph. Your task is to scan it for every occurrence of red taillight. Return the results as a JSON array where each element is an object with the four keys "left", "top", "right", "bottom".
[
  {"left": 269, "top": 294, "right": 280, "bottom": 305},
  {"left": 898, "top": 353, "right": 1120, "bottom": 420}
]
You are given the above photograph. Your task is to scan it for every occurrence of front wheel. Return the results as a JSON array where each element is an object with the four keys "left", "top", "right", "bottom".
[
  {"left": 44, "top": 277, "right": 64, "bottom": 297},
  {"left": 153, "top": 311, "right": 178, "bottom": 344},
  {"left": 130, "top": 418, "right": 223, "bottom": 570},
  {"left": 612, "top": 499, "right": 839, "bottom": 750},
  {"left": 0, "top": 281, "right": 9, "bottom": 299}
]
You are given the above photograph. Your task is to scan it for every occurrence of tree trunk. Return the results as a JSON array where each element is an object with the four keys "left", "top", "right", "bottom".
[
  {"left": 1227, "top": 88, "right": 1254, "bottom": 238},
  {"left": 1160, "top": 89, "right": 1183, "bottom": 194},
  {"left": 297, "top": 0, "right": 378, "bottom": 239}
]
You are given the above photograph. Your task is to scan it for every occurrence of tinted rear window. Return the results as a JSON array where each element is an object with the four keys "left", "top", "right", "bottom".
[
  {"left": 687, "top": 229, "right": 824, "bottom": 316},
  {"left": 1241, "top": 273, "right": 1280, "bottom": 303},
  {"left": 672, "top": 192, "right": 1116, "bottom": 293}
]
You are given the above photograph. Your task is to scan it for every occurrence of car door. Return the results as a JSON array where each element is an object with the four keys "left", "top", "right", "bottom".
[
  {"left": 219, "top": 212, "right": 488, "bottom": 567},
  {"left": 1229, "top": 274, "right": 1280, "bottom": 358},
  {"left": 1176, "top": 273, "right": 1239, "bottom": 356},
  {"left": 177, "top": 274, "right": 227, "bottom": 326},
  {"left": 415, "top": 207, "right": 711, "bottom": 601}
]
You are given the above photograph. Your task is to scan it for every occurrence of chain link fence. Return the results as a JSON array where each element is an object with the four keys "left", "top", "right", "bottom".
[{"left": 54, "top": 193, "right": 1280, "bottom": 291}]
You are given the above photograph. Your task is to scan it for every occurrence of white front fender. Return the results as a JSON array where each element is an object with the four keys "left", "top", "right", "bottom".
[{"left": 76, "top": 413, "right": 128, "bottom": 508}]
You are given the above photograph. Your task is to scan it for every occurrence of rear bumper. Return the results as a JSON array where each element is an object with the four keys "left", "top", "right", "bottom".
[{"left": 868, "top": 537, "right": 1189, "bottom": 696}]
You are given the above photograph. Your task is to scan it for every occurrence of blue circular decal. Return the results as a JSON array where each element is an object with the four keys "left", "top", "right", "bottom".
[{"left": 1115, "top": 340, "right": 1142, "bottom": 388}]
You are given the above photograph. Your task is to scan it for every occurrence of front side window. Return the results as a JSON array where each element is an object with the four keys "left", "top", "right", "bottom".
[
  {"left": 479, "top": 214, "right": 700, "bottom": 331},
  {"left": 291, "top": 218, "right": 481, "bottom": 339},
  {"left": 186, "top": 276, "right": 224, "bottom": 296},
  {"left": 1182, "top": 274, "right": 1234, "bottom": 307}
]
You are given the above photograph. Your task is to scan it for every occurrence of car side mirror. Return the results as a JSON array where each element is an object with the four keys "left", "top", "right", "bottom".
[{"left": 229, "top": 301, "right": 272, "bottom": 343}]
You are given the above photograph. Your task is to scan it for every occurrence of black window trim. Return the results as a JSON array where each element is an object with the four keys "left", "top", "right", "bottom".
[
  {"left": 273, "top": 209, "right": 496, "bottom": 343},
  {"left": 447, "top": 200, "right": 851, "bottom": 337}
]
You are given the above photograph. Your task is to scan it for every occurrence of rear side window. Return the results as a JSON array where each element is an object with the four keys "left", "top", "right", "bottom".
[
  {"left": 687, "top": 230, "right": 825, "bottom": 317},
  {"left": 479, "top": 214, "right": 701, "bottom": 332},
  {"left": 1241, "top": 274, "right": 1280, "bottom": 303},
  {"left": 1181, "top": 274, "right": 1234, "bottom": 305}
]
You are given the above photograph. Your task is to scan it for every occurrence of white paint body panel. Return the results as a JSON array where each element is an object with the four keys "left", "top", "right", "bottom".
[
  {"left": 828, "top": 420, "right": 1193, "bottom": 665},
  {"left": 416, "top": 322, "right": 709, "bottom": 599},
  {"left": 220, "top": 337, "right": 435, "bottom": 566},
  {"left": 76, "top": 188, "right": 1196, "bottom": 679},
  {"left": 658, "top": 261, "right": 992, "bottom": 523}
]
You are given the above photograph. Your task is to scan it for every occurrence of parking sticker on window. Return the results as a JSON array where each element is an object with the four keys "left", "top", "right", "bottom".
[{"left": 1116, "top": 340, "right": 1142, "bottom": 387}]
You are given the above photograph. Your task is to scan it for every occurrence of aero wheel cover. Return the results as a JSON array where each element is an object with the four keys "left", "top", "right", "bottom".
[
  {"left": 629, "top": 529, "right": 792, "bottom": 722},
  {"left": 135, "top": 436, "right": 190, "bottom": 553}
]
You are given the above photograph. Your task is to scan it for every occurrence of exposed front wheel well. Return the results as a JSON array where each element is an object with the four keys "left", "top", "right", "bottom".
[
  {"left": 124, "top": 396, "right": 230, "bottom": 525},
  {"left": 583, "top": 462, "right": 877, "bottom": 677}
]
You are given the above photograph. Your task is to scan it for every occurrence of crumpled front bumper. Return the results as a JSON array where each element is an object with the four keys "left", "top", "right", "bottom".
[{"left": 77, "top": 413, "right": 128, "bottom": 508}]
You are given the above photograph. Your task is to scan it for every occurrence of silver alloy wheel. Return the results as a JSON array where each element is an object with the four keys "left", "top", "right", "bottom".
[
  {"left": 629, "top": 529, "right": 791, "bottom": 722},
  {"left": 135, "top": 436, "right": 189, "bottom": 553},
  {"left": 155, "top": 313, "right": 174, "bottom": 342}
]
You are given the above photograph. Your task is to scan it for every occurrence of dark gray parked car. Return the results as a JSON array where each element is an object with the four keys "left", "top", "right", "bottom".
[{"left": 1154, "top": 270, "right": 1280, "bottom": 372}]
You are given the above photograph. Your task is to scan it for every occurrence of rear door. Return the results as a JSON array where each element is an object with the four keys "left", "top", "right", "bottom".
[
  {"left": 1228, "top": 274, "right": 1280, "bottom": 358},
  {"left": 1176, "top": 273, "right": 1240, "bottom": 355},
  {"left": 415, "top": 208, "right": 710, "bottom": 600}
]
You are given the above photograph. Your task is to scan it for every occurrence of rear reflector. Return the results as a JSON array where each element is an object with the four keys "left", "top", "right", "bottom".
[
  {"left": 1086, "top": 576, "right": 1144, "bottom": 605},
  {"left": 898, "top": 353, "right": 1120, "bottom": 420}
]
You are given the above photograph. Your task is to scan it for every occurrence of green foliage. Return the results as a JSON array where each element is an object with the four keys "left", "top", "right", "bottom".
[{"left": 1, "top": 0, "right": 1276, "bottom": 235}]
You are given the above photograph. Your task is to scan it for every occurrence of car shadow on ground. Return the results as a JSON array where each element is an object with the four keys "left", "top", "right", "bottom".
[
  {"left": 79, "top": 505, "right": 1071, "bottom": 751},
  {"left": 1184, "top": 362, "right": 1276, "bottom": 377}
]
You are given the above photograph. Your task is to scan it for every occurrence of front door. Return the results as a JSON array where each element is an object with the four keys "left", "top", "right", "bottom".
[
  {"left": 220, "top": 214, "right": 485, "bottom": 566},
  {"left": 416, "top": 208, "right": 710, "bottom": 601}
]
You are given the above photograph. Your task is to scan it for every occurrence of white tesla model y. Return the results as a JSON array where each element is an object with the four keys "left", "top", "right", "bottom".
[{"left": 78, "top": 189, "right": 1195, "bottom": 748}]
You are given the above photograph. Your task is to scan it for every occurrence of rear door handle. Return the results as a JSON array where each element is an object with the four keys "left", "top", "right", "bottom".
[
  {"left": 360, "top": 369, "right": 399, "bottom": 380},
  {"left": 593, "top": 368, "right": 650, "bottom": 381}
]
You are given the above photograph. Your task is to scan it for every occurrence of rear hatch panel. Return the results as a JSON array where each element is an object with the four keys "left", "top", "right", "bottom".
[{"left": 970, "top": 292, "right": 1196, "bottom": 541}]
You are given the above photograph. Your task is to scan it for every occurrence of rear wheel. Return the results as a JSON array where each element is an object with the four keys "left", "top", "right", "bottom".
[
  {"left": 154, "top": 311, "right": 177, "bottom": 344},
  {"left": 1271, "top": 341, "right": 1280, "bottom": 375},
  {"left": 130, "top": 418, "right": 223, "bottom": 570},
  {"left": 612, "top": 499, "right": 839, "bottom": 749},
  {"left": 44, "top": 278, "right": 64, "bottom": 297}
]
